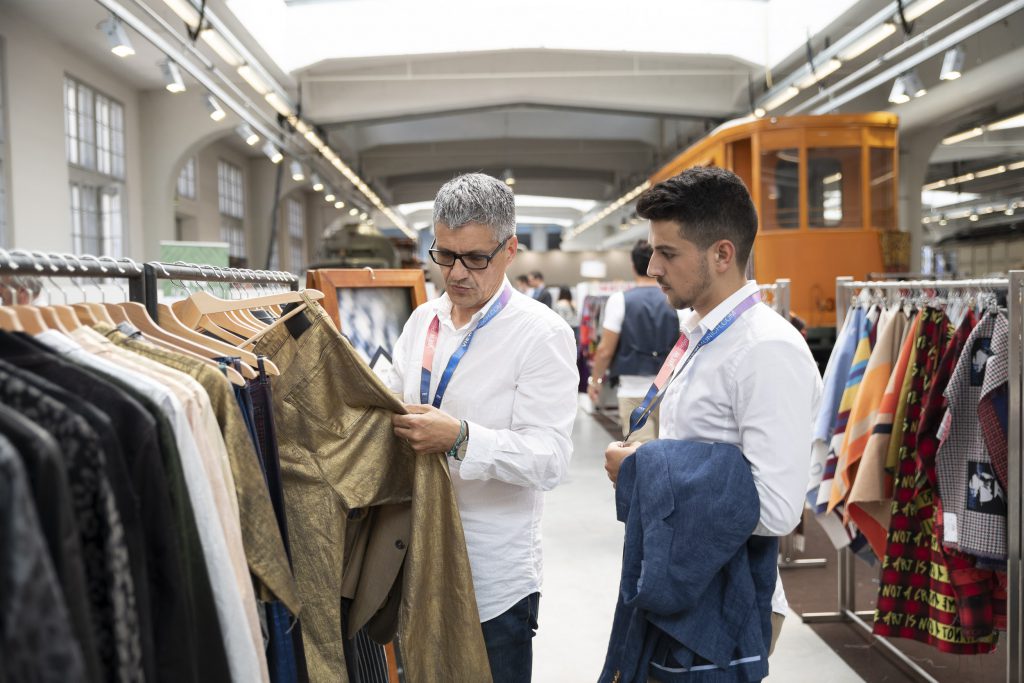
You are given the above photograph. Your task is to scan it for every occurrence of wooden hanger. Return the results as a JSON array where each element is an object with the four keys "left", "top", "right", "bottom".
[
  {"left": 155, "top": 302, "right": 263, "bottom": 378},
  {"left": 110, "top": 301, "right": 248, "bottom": 385},
  {"left": 0, "top": 307, "right": 24, "bottom": 332},
  {"left": 38, "top": 307, "right": 73, "bottom": 335},
  {"left": 11, "top": 306, "right": 49, "bottom": 335}
]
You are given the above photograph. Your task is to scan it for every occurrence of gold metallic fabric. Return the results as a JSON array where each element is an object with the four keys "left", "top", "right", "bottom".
[{"left": 254, "top": 295, "right": 491, "bottom": 683}]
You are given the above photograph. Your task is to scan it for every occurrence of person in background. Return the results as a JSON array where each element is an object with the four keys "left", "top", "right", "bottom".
[
  {"left": 528, "top": 271, "right": 553, "bottom": 307},
  {"left": 386, "top": 172, "right": 578, "bottom": 683},
  {"left": 514, "top": 274, "right": 533, "bottom": 296},
  {"left": 586, "top": 240, "right": 680, "bottom": 441},
  {"left": 553, "top": 287, "right": 579, "bottom": 340},
  {"left": 603, "top": 167, "right": 822, "bottom": 658}
]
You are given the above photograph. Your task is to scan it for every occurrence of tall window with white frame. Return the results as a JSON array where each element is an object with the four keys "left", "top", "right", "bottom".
[
  {"left": 176, "top": 157, "right": 196, "bottom": 200},
  {"left": 64, "top": 75, "right": 126, "bottom": 257},
  {"left": 217, "top": 160, "right": 246, "bottom": 266},
  {"left": 287, "top": 196, "right": 305, "bottom": 273},
  {"left": 0, "top": 39, "right": 9, "bottom": 247}
]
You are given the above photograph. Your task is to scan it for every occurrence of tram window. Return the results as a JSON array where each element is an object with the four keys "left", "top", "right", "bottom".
[
  {"left": 808, "top": 147, "right": 861, "bottom": 228},
  {"left": 761, "top": 148, "right": 799, "bottom": 229},
  {"left": 870, "top": 148, "right": 896, "bottom": 230}
]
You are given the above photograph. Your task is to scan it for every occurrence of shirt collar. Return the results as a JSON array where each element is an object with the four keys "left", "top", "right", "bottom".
[
  {"left": 682, "top": 280, "right": 761, "bottom": 336},
  {"left": 436, "top": 276, "right": 513, "bottom": 329}
]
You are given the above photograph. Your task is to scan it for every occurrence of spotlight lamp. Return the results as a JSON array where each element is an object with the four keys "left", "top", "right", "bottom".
[
  {"left": 204, "top": 94, "right": 226, "bottom": 121},
  {"left": 262, "top": 142, "right": 283, "bottom": 164},
  {"left": 236, "top": 123, "right": 259, "bottom": 146},
  {"left": 290, "top": 161, "right": 305, "bottom": 182},
  {"left": 502, "top": 169, "right": 516, "bottom": 186},
  {"left": 360, "top": 212, "right": 369, "bottom": 221},
  {"left": 160, "top": 59, "right": 186, "bottom": 93},
  {"left": 334, "top": 201, "right": 345, "bottom": 209},
  {"left": 349, "top": 207, "right": 359, "bottom": 216},
  {"left": 904, "top": 70, "right": 927, "bottom": 99},
  {"left": 324, "top": 191, "right": 336, "bottom": 202},
  {"left": 940, "top": 45, "right": 965, "bottom": 81},
  {"left": 99, "top": 14, "right": 135, "bottom": 58},
  {"left": 310, "top": 174, "right": 324, "bottom": 192},
  {"left": 888, "top": 76, "right": 909, "bottom": 105}
]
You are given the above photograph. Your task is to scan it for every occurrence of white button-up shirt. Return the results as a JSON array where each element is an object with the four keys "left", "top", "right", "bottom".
[
  {"left": 386, "top": 277, "right": 579, "bottom": 621},
  {"left": 659, "top": 280, "right": 822, "bottom": 612}
]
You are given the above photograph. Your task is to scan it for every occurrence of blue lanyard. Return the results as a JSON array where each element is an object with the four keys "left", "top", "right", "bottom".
[
  {"left": 626, "top": 291, "right": 761, "bottom": 440},
  {"left": 420, "top": 286, "right": 513, "bottom": 408}
]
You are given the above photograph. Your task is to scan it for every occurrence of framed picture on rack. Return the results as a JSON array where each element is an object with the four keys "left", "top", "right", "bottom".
[{"left": 306, "top": 268, "right": 428, "bottom": 364}]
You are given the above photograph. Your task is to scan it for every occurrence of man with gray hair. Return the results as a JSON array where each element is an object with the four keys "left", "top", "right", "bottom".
[{"left": 388, "top": 172, "right": 578, "bottom": 682}]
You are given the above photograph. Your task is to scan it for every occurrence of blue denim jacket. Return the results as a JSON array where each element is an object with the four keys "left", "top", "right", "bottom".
[{"left": 599, "top": 440, "right": 778, "bottom": 683}]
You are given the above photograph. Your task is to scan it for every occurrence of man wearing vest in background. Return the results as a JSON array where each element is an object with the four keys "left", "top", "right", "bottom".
[{"left": 587, "top": 240, "right": 681, "bottom": 441}]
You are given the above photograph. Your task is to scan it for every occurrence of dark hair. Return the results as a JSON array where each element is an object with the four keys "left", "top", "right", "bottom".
[
  {"left": 630, "top": 240, "right": 654, "bottom": 276},
  {"left": 635, "top": 166, "right": 758, "bottom": 268},
  {"left": 515, "top": 274, "right": 530, "bottom": 284},
  {"left": 529, "top": 270, "right": 544, "bottom": 281},
  {"left": 558, "top": 287, "right": 573, "bottom": 302}
]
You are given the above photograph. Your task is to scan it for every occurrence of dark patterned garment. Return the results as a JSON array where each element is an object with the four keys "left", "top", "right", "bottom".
[
  {"left": 0, "top": 366, "right": 144, "bottom": 682},
  {"left": 0, "top": 432, "right": 87, "bottom": 683},
  {"left": 873, "top": 308, "right": 997, "bottom": 654}
]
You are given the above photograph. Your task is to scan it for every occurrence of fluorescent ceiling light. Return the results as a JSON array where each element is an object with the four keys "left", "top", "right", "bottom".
[
  {"left": 262, "top": 142, "right": 283, "bottom": 164},
  {"left": 200, "top": 29, "right": 244, "bottom": 67},
  {"left": 974, "top": 165, "right": 1006, "bottom": 179},
  {"left": 1008, "top": 160, "right": 1024, "bottom": 171},
  {"left": 236, "top": 123, "right": 259, "bottom": 146},
  {"left": 922, "top": 180, "right": 947, "bottom": 191},
  {"left": 988, "top": 112, "right": 1024, "bottom": 131},
  {"left": 237, "top": 65, "right": 270, "bottom": 95},
  {"left": 762, "top": 86, "right": 800, "bottom": 112},
  {"left": 310, "top": 174, "right": 324, "bottom": 192},
  {"left": 204, "top": 94, "right": 226, "bottom": 121},
  {"left": 823, "top": 172, "right": 843, "bottom": 185},
  {"left": 949, "top": 172, "right": 975, "bottom": 184},
  {"left": 838, "top": 22, "right": 895, "bottom": 61},
  {"left": 161, "top": 59, "right": 186, "bottom": 93},
  {"left": 265, "top": 92, "right": 293, "bottom": 117},
  {"left": 99, "top": 14, "right": 135, "bottom": 58},
  {"left": 903, "top": 0, "right": 945, "bottom": 22},
  {"left": 290, "top": 161, "right": 305, "bottom": 181},
  {"left": 796, "top": 59, "right": 841, "bottom": 89},
  {"left": 163, "top": 0, "right": 200, "bottom": 27},
  {"left": 942, "top": 127, "right": 983, "bottom": 145},
  {"left": 939, "top": 45, "right": 965, "bottom": 81}
]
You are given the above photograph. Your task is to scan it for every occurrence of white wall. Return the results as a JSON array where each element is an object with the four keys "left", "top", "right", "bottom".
[{"left": 0, "top": 3, "right": 144, "bottom": 255}]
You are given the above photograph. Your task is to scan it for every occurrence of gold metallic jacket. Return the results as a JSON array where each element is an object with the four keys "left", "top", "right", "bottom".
[{"left": 255, "top": 294, "right": 491, "bottom": 683}]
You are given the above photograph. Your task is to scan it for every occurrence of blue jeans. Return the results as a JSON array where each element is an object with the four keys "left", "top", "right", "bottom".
[{"left": 481, "top": 593, "right": 540, "bottom": 683}]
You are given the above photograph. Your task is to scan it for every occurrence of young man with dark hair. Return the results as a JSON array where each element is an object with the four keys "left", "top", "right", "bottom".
[
  {"left": 603, "top": 166, "right": 822, "bottom": 657},
  {"left": 587, "top": 240, "right": 680, "bottom": 440}
]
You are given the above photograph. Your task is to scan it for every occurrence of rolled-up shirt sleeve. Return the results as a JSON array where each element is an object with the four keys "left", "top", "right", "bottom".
[
  {"left": 733, "top": 339, "right": 821, "bottom": 536},
  {"left": 458, "top": 322, "right": 579, "bottom": 491}
]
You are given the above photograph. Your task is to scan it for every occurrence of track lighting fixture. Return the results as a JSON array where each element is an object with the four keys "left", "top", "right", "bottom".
[
  {"left": 99, "top": 14, "right": 135, "bottom": 58},
  {"left": 290, "top": 161, "right": 305, "bottom": 182},
  {"left": 236, "top": 123, "right": 259, "bottom": 146},
  {"left": 204, "top": 94, "right": 226, "bottom": 121},
  {"left": 262, "top": 142, "right": 283, "bottom": 164},
  {"left": 940, "top": 45, "right": 965, "bottom": 81},
  {"left": 310, "top": 174, "right": 324, "bottom": 192},
  {"left": 160, "top": 59, "right": 186, "bottom": 93}
]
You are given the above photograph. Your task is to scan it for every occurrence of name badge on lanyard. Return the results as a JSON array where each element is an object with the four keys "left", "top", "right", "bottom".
[
  {"left": 421, "top": 286, "right": 513, "bottom": 408},
  {"left": 625, "top": 291, "right": 761, "bottom": 441}
]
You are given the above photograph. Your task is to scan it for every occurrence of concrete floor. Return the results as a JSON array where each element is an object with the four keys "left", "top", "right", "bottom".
[{"left": 532, "top": 403, "right": 865, "bottom": 682}]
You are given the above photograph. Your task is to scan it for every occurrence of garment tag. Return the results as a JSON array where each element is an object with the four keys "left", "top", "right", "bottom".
[
  {"left": 116, "top": 322, "right": 143, "bottom": 339},
  {"left": 943, "top": 512, "right": 959, "bottom": 544},
  {"left": 936, "top": 409, "right": 952, "bottom": 443}
]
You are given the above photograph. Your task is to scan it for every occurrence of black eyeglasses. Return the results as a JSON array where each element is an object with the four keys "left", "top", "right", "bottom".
[{"left": 428, "top": 236, "right": 511, "bottom": 270}]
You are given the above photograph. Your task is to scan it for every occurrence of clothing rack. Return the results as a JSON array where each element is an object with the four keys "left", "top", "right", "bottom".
[
  {"left": 758, "top": 278, "right": 791, "bottom": 318},
  {"left": 0, "top": 248, "right": 147, "bottom": 302},
  {"left": 142, "top": 261, "right": 300, "bottom": 320},
  {"left": 802, "top": 274, "right": 1015, "bottom": 683}
]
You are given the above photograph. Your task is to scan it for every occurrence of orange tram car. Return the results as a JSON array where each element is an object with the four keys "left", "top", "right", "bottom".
[{"left": 649, "top": 113, "right": 905, "bottom": 357}]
